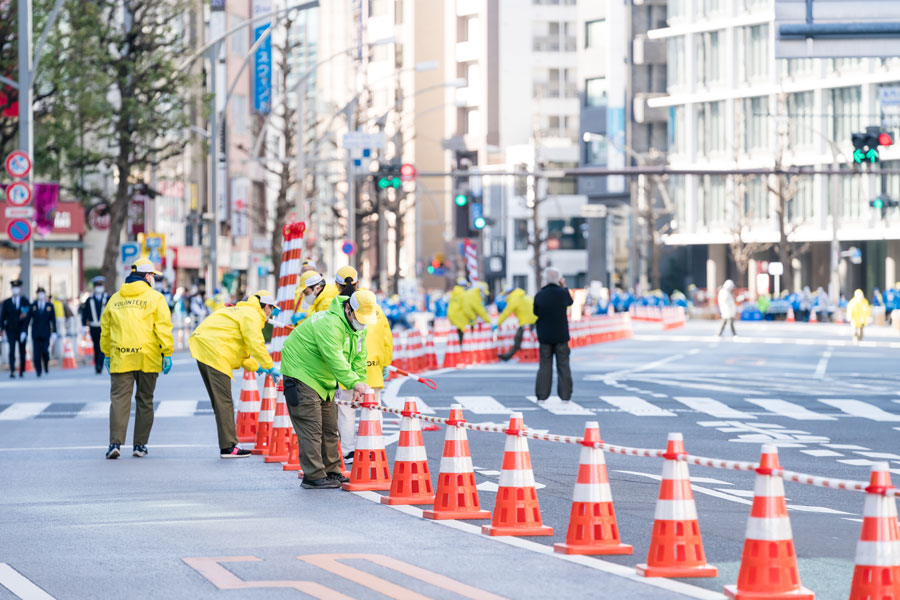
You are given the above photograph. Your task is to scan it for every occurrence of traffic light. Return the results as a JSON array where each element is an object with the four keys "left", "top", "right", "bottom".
[
  {"left": 453, "top": 149, "right": 478, "bottom": 238},
  {"left": 454, "top": 193, "right": 469, "bottom": 207},
  {"left": 852, "top": 126, "right": 893, "bottom": 164},
  {"left": 870, "top": 195, "right": 898, "bottom": 218},
  {"left": 426, "top": 252, "right": 446, "bottom": 275},
  {"left": 374, "top": 163, "right": 403, "bottom": 189},
  {"left": 471, "top": 202, "right": 486, "bottom": 230}
]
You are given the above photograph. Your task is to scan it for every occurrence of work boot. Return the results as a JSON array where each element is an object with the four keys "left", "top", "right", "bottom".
[
  {"left": 326, "top": 472, "right": 349, "bottom": 484},
  {"left": 106, "top": 444, "right": 120, "bottom": 459},
  {"left": 301, "top": 477, "right": 341, "bottom": 489}
]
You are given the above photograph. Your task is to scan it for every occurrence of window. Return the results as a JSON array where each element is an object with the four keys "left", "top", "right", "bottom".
[
  {"left": 585, "top": 19, "right": 605, "bottom": 49},
  {"left": 743, "top": 0, "right": 769, "bottom": 10},
  {"left": 513, "top": 275, "right": 528, "bottom": 291},
  {"left": 790, "top": 176, "right": 814, "bottom": 222},
  {"left": 744, "top": 177, "right": 768, "bottom": 222},
  {"left": 669, "top": 105, "right": 686, "bottom": 155},
  {"left": 697, "top": 101, "right": 724, "bottom": 154},
  {"left": 696, "top": 31, "right": 721, "bottom": 86},
  {"left": 741, "top": 24, "right": 769, "bottom": 83},
  {"left": 829, "top": 86, "right": 862, "bottom": 144},
  {"left": 232, "top": 94, "right": 248, "bottom": 134},
  {"left": 584, "top": 138, "right": 607, "bottom": 165},
  {"left": 703, "top": 0, "right": 723, "bottom": 16},
  {"left": 230, "top": 16, "right": 247, "bottom": 55},
  {"left": 585, "top": 77, "right": 607, "bottom": 107},
  {"left": 514, "top": 219, "right": 529, "bottom": 250},
  {"left": 701, "top": 175, "right": 727, "bottom": 225},
  {"left": 782, "top": 58, "right": 815, "bottom": 78},
  {"left": 668, "top": 0, "right": 686, "bottom": 20},
  {"left": 547, "top": 218, "right": 587, "bottom": 250},
  {"left": 547, "top": 176, "right": 577, "bottom": 195},
  {"left": 744, "top": 96, "right": 770, "bottom": 152},
  {"left": 788, "top": 91, "right": 814, "bottom": 149},
  {"left": 667, "top": 37, "right": 685, "bottom": 88}
]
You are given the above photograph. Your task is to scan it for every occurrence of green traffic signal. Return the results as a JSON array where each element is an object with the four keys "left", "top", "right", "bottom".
[
  {"left": 853, "top": 148, "right": 866, "bottom": 164},
  {"left": 873, "top": 198, "right": 884, "bottom": 209},
  {"left": 473, "top": 216, "right": 486, "bottom": 229},
  {"left": 866, "top": 148, "right": 879, "bottom": 163},
  {"left": 454, "top": 193, "right": 468, "bottom": 206}
]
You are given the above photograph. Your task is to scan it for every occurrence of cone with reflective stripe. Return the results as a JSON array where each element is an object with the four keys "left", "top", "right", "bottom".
[
  {"left": 848, "top": 462, "right": 900, "bottom": 600},
  {"left": 265, "top": 381, "right": 292, "bottom": 462},
  {"left": 62, "top": 337, "right": 78, "bottom": 370},
  {"left": 236, "top": 370, "right": 261, "bottom": 443},
  {"left": 382, "top": 400, "right": 435, "bottom": 505},
  {"left": 555, "top": 422, "right": 632, "bottom": 555},
  {"left": 442, "top": 332, "right": 463, "bottom": 368},
  {"left": 251, "top": 375, "right": 277, "bottom": 455},
  {"left": 342, "top": 391, "right": 392, "bottom": 491},
  {"left": 637, "top": 433, "right": 717, "bottom": 578},
  {"left": 283, "top": 432, "right": 302, "bottom": 472},
  {"left": 424, "top": 335, "right": 438, "bottom": 371},
  {"left": 24, "top": 344, "right": 34, "bottom": 372},
  {"left": 482, "top": 412, "right": 553, "bottom": 536},
  {"left": 809, "top": 309, "right": 818, "bottom": 323},
  {"left": 423, "top": 404, "right": 490, "bottom": 520},
  {"left": 786, "top": 307, "right": 796, "bottom": 323},
  {"left": 724, "top": 445, "right": 812, "bottom": 599}
]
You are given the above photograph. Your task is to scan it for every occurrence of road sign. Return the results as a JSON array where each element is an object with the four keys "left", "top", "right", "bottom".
[
  {"left": 341, "top": 240, "right": 357, "bottom": 256},
  {"left": 120, "top": 242, "right": 140, "bottom": 270},
  {"left": 5, "top": 181, "right": 32, "bottom": 206},
  {"left": 880, "top": 87, "right": 900, "bottom": 107},
  {"left": 4, "top": 151, "right": 32, "bottom": 179},
  {"left": 400, "top": 163, "right": 417, "bottom": 181},
  {"left": 7, "top": 219, "right": 32, "bottom": 244},
  {"left": 580, "top": 203, "right": 608, "bottom": 218},
  {"left": 5, "top": 207, "right": 34, "bottom": 219},
  {"left": 342, "top": 131, "right": 386, "bottom": 150}
]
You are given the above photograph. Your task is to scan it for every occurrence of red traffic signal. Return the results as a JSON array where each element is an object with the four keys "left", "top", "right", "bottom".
[
  {"left": 400, "top": 163, "right": 417, "bottom": 181},
  {"left": 878, "top": 132, "right": 893, "bottom": 147}
]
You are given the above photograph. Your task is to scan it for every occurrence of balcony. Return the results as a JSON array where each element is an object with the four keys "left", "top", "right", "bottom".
[
  {"left": 633, "top": 93, "right": 668, "bottom": 124},
  {"left": 633, "top": 35, "right": 666, "bottom": 65},
  {"left": 533, "top": 82, "right": 578, "bottom": 100},
  {"left": 532, "top": 35, "right": 577, "bottom": 53},
  {"left": 455, "top": 40, "right": 480, "bottom": 63}
]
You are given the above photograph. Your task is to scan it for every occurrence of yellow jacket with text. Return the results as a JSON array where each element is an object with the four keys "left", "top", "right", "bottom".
[
  {"left": 497, "top": 288, "right": 537, "bottom": 327},
  {"left": 188, "top": 296, "right": 274, "bottom": 378},
  {"left": 100, "top": 281, "right": 174, "bottom": 373}
]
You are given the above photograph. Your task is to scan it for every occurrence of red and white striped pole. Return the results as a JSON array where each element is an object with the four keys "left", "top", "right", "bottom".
[
  {"left": 464, "top": 238, "right": 478, "bottom": 283},
  {"left": 270, "top": 222, "right": 304, "bottom": 368}
]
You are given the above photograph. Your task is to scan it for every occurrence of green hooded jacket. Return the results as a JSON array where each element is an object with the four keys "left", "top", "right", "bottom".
[{"left": 281, "top": 296, "right": 367, "bottom": 401}]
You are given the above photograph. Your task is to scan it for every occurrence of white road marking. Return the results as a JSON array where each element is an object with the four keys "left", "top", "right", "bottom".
[
  {"left": 525, "top": 396, "right": 593, "bottom": 416},
  {"left": 824, "top": 444, "right": 871, "bottom": 451},
  {"left": 813, "top": 349, "right": 832, "bottom": 379},
  {"left": 673, "top": 396, "right": 755, "bottom": 419},
  {"left": 154, "top": 400, "right": 198, "bottom": 418},
  {"left": 801, "top": 449, "right": 844, "bottom": 457},
  {"left": 838, "top": 459, "right": 879, "bottom": 467},
  {"left": 854, "top": 451, "right": 900, "bottom": 460},
  {"left": 0, "top": 563, "right": 57, "bottom": 600},
  {"left": 0, "top": 444, "right": 215, "bottom": 452},
  {"left": 819, "top": 399, "right": 900, "bottom": 422},
  {"left": 0, "top": 403, "right": 50, "bottom": 421},
  {"left": 744, "top": 399, "right": 836, "bottom": 421},
  {"left": 76, "top": 401, "right": 109, "bottom": 418},
  {"left": 595, "top": 351, "right": 689, "bottom": 380},
  {"left": 381, "top": 395, "right": 436, "bottom": 415},
  {"left": 453, "top": 396, "right": 512, "bottom": 415},
  {"left": 786, "top": 505, "right": 851, "bottom": 514},
  {"left": 598, "top": 396, "right": 676, "bottom": 417}
]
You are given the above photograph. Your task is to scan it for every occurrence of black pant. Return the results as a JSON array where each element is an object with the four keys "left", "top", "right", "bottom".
[
  {"left": 90, "top": 326, "right": 104, "bottom": 373},
  {"left": 32, "top": 336, "right": 50, "bottom": 375},
  {"left": 6, "top": 331, "right": 25, "bottom": 375},
  {"left": 535, "top": 342, "right": 572, "bottom": 401},
  {"left": 718, "top": 318, "right": 736, "bottom": 336},
  {"left": 499, "top": 325, "right": 529, "bottom": 361}
]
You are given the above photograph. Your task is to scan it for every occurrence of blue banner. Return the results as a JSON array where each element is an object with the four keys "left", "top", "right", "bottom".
[{"left": 253, "top": 24, "right": 272, "bottom": 115}]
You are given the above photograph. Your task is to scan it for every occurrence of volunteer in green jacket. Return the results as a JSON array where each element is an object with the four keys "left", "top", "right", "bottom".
[
  {"left": 280, "top": 290, "right": 377, "bottom": 489},
  {"left": 496, "top": 285, "right": 537, "bottom": 361},
  {"left": 100, "top": 258, "right": 174, "bottom": 460},
  {"left": 189, "top": 291, "right": 279, "bottom": 458}
]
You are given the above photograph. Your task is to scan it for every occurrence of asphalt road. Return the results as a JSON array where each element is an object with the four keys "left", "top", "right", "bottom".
[{"left": 2, "top": 319, "right": 899, "bottom": 599}]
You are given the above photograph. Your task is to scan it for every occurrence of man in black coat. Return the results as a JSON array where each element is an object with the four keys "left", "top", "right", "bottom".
[
  {"left": 28, "top": 287, "right": 57, "bottom": 377},
  {"left": 533, "top": 267, "right": 574, "bottom": 401},
  {"left": 1, "top": 279, "right": 30, "bottom": 378},
  {"left": 81, "top": 276, "right": 109, "bottom": 374}
]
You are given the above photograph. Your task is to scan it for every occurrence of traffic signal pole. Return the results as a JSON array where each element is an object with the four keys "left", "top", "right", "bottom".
[{"left": 17, "top": 0, "right": 34, "bottom": 295}]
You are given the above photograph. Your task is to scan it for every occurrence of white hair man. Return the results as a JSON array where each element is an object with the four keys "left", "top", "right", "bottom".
[{"left": 533, "top": 267, "right": 573, "bottom": 401}]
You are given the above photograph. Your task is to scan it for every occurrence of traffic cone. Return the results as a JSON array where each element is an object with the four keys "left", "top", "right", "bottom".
[
  {"left": 442, "top": 333, "right": 462, "bottom": 368},
  {"left": 724, "top": 445, "right": 813, "bottom": 599},
  {"left": 342, "top": 390, "right": 392, "bottom": 491},
  {"left": 637, "top": 433, "right": 717, "bottom": 578},
  {"left": 554, "top": 422, "right": 633, "bottom": 555},
  {"left": 265, "top": 381, "right": 292, "bottom": 463},
  {"left": 24, "top": 344, "right": 34, "bottom": 373},
  {"left": 381, "top": 400, "right": 435, "bottom": 505},
  {"left": 786, "top": 307, "right": 796, "bottom": 323},
  {"left": 482, "top": 412, "right": 553, "bottom": 537},
  {"left": 283, "top": 432, "right": 303, "bottom": 472},
  {"left": 834, "top": 308, "right": 844, "bottom": 325},
  {"left": 424, "top": 335, "right": 438, "bottom": 371},
  {"left": 251, "top": 375, "right": 277, "bottom": 456},
  {"left": 62, "top": 337, "right": 78, "bottom": 370},
  {"left": 338, "top": 440, "right": 350, "bottom": 478},
  {"left": 848, "top": 462, "right": 900, "bottom": 600},
  {"left": 423, "top": 404, "right": 490, "bottom": 520},
  {"left": 809, "top": 309, "right": 818, "bottom": 323},
  {"left": 236, "top": 370, "right": 261, "bottom": 443}
]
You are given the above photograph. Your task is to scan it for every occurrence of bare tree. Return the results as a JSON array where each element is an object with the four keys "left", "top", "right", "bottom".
[{"left": 728, "top": 175, "right": 772, "bottom": 286}]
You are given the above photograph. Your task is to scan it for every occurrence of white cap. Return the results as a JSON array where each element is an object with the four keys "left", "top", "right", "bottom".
[
  {"left": 304, "top": 273, "right": 324, "bottom": 288},
  {"left": 258, "top": 293, "right": 276, "bottom": 306}
]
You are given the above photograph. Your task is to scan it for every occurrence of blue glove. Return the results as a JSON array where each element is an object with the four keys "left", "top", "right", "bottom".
[
  {"left": 382, "top": 366, "right": 390, "bottom": 380},
  {"left": 256, "top": 367, "right": 266, "bottom": 375},
  {"left": 162, "top": 356, "right": 173, "bottom": 375},
  {"left": 267, "top": 367, "right": 282, "bottom": 382},
  {"left": 492, "top": 324, "right": 498, "bottom": 331},
  {"left": 291, "top": 312, "right": 306, "bottom": 325},
  {"left": 103, "top": 357, "right": 110, "bottom": 374}
]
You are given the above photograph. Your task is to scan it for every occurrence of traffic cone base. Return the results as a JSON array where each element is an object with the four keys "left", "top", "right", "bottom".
[
  {"left": 283, "top": 432, "right": 302, "bottom": 472},
  {"left": 848, "top": 462, "right": 900, "bottom": 600},
  {"left": 264, "top": 382, "right": 291, "bottom": 463},
  {"left": 236, "top": 370, "right": 261, "bottom": 443},
  {"left": 723, "top": 541, "right": 813, "bottom": 598},
  {"left": 342, "top": 449, "right": 392, "bottom": 491},
  {"left": 423, "top": 471, "right": 491, "bottom": 519},
  {"left": 554, "top": 502, "right": 633, "bottom": 555},
  {"left": 636, "top": 518, "right": 718, "bottom": 577},
  {"left": 251, "top": 375, "right": 277, "bottom": 455},
  {"left": 381, "top": 401, "right": 435, "bottom": 505}
]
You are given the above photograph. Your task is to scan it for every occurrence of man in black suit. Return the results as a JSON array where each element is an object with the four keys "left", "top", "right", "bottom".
[
  {"left": 533, "top": 267, "right": 574, "bottom": 401},
  {"left": 1, "top": 279, "right": 30, "bottom": 378},
  {"left": 28, "top": 287, "right": 57, "bottom": 377},
  {"left": 81, "top": 276, "right": 108, "bottom": 374}
]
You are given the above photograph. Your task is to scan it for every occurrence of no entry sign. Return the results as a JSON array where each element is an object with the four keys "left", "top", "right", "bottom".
[
  {"left": 341, "top": 240, "right": 357, "bottom": 256},
  {"left": 5, "top": 151, "right": 32, "bottom": 179},
  {"left": 7, "top": 219, "right": 32, "bottom": 244}
]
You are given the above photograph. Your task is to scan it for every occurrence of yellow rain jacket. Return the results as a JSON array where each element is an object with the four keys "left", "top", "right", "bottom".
[
  {"left": 447, "top": 285, "right": 468, "bottom": 331},
  {"left": 846, "top": 291, "right": 871, "bottom": 328},
  {"left": 188, "top": 296, "right": 274, "bottom": 378},
  {"left": 462, "top": 287, "right": 490, "bottom": 325},
  {"left": 292, "top": 282, "right": 336, "bottom": 323},
  {"left": 365, "top": 305, "right": 393, "bottom": 388},
  {"left": 100, "top": 280, "right": 174, "bottom": 374},
  {"left": 497, "top": 288, "right": 537, "bottom": 327}
]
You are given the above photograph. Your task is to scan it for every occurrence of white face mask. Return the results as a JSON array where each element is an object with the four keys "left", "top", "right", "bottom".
[
  {"left": 37, "top": 292, "right": 46, "bottom": 301},
  {"left": 350, "top": 314, "right": 367, "bottom": 331},
  {"left": 300, "top": 294, "right": 314, "bottom": 309},
  {"left": 94, "top": 286, "right": 104, "bottom": 295},
  {"left": 11, "top": 287, "right": 20, "bottom": 296}
]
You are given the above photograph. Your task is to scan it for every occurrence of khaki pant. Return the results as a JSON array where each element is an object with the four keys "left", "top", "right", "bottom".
[
  {"left": 284, "top": 376, "right": 340, "bottom": 480},
  {"left": 336, "top": 387, "right": 381, "bottom": 455},
  {"left": 196, "top": 361, "right": 238, "bottom": 450},
  {"left": 109, "top": 371, "right": 158, "bottom": 445}
]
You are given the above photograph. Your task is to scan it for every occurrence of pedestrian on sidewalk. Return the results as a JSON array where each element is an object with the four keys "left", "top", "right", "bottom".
[
  {"left": 27, "top": 287, "right": 56, "bottom": 377},
  {"left": 1, "top": 279, "right": 30, "bottom": 378},
  {"left": 101, "top": 259, "right": 174, "bottom": 459},
  {"left": 717, "top": 280, "right": 738, "bottom": 337},
  {"left": 847, "top": 289, "right": 870, "bottom": 342},
  {"left": 188, "top": 290, "right": 279, "bottom": 458},
  {"left": 280, "top": 291, "right": 375, "bottom": 489},
  {"left": 81, "top": 276, "right": 109, "bottom": 374},
  {"left": 496, "top": 285, "right": 536, "bottom": 361},
  {"left": 533, "top": 268, "right": 573, "bottom": 401}
]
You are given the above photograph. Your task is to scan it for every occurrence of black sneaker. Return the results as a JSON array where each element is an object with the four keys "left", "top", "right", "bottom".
[
  {"left": 343, "top": 451, "right": 354, "bottom": 465},
  {"left": 220, "top": 446, "right": 251, "bottom": 458},
  {"left": 326, "top": 472, "right": 349, "bottom": 483},
  {"left": 301, "top": 477, "right": 341, "bottom": 489},
  {"left": 133, "top": 445, "right": 148, "bottom": 457},
  {"left": 106, "top": 444, "right": 120, "bottom": 459}
]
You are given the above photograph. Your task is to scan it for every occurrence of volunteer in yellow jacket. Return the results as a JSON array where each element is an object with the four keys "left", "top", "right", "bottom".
[
  {"left": 447, "top": 278, "right": 470, "bottom": 346},
  {"left": 846, "top": 289, "right": 871, "bottom": 342},
  {"left": 100, "top": 258, "right": 174, "bottom": 460},
  {"left": 291, "top": 271, "right": 327, "bottom": 325},
  {"left": 189, "top": 291, "right": 279, "bottom": 458},
  {"left": 496, "top": 285, "right": 537, "bottom": 361}
]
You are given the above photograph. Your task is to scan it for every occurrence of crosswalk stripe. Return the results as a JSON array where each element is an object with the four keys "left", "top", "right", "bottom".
[
  {"left": 0, "top": 402, "right": 50, "bottom": 420},
  {"left": 453, "top": 396, "right": 512, "bottom": 415},
  {"left": 673, "top": 396, "right": 755, "bottom": 419},
  {"left": 819, "top": 399, "right": 900, "bottom": 422},
  {"left": 381, "top": 395, "right": 436, "bottom": 415},
  {"left": 743, "top": 399, "right": 836, "bottom": 421},
  {"left": 77, "top": 401, "right": 108, "bottom": 418},
  {"left": 154, "top": 400, "right": 198, "bottom": 418},
  {"left": 598, "top": 396, "right": 676, "bottom": 417},
  {"left": 525, "top": 396, "right": 593, "bottom": 416}
]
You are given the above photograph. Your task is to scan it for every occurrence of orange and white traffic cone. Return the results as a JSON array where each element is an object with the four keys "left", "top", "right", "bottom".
[
  {"left": 637, "top": 433, "right": 717, "bottom": 578},
  {"left": 283, "top": 432, "right": 302, "bottom": 472},
  {"left": 62, "top": 337, "right": 78, "bottom": 370},
  {"left": 235, "top": 370, "right": 261, "bottom": 443},
  {"left": 381, "top": 400, "right": 435, "bottom": 505},
  {"left": 554, "top": 422, "right": 632, "bottom": 555},
  {"left": 724, "top": 445, "right": 813, "bottom": 599},
  {"left": 251, "top": 375, "right": 277, "bottom": 456},
  {"left": 482, "top": 412, "right": 553, "bottom": 537},
  {"left": 848, "top": 462, "right": 900, "bottom": 600},
  {"left": 786, "top": 307, "right": 796, "bottom": 323},
  {"left": 24, "top": 344, "right": 34, "bottom": 373},
  {"left": 809, "top": 309, "right": 818, "bottom": 324},
  {"left": 342, "top": 391, "right": 392, "bottom": 491},
  {"left": 442, "top": 333, "right": 462, "bottom": 369},
  {"left": 424, "top": 335, "right": 438, "bottom": 371},
  {"left": 265, "top": 381, "right": 292, "bottom": 463}
]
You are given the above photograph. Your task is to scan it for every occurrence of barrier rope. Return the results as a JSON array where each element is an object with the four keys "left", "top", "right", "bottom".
[{"left": 335, "top": 397, "right": 898, "bottom": 498}]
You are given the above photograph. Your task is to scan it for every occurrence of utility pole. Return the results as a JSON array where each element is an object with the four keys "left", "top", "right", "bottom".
[
  {"left": 207, "top": 41, "right": 221, "bottom": 291},
  {"left": 17, "top": 0, "right": 34, "bottom": 294}
]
